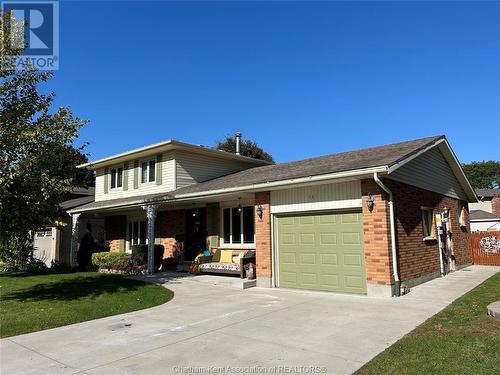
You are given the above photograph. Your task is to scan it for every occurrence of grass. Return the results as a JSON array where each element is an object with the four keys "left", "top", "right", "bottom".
[
  {"left": 356, "top": 272, "right": 500, "bottom": 375},
  {"left": 0, "top": 271, "right": 173, "bottom": 338}
]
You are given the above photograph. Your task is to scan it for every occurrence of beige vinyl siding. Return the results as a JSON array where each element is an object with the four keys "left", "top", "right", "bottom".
[
  {"left": 175, "top": 150, "right": 258, "bottom": 188},
  {"left": 387, "top": 147, "right": 467, "bottom": 201},
  {"left": 469, "top": 200, "right": 492, "bottom": 213},
  {"left": 270, "top": 181, "right": 362, "bottom": 214},
  {"left": 95, "top": 152, "right": 175, "bottom": 201}
]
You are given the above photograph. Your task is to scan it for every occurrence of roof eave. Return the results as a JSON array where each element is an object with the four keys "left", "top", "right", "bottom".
[
  {"left": 67, "top": 166, "right": 389, "bottom": 214},
  {"left": 78, "top": 139, "right": 272, "bottom": 169}
]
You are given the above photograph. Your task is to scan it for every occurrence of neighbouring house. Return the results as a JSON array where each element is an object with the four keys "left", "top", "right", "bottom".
[
  {"left": 68, "top": 135, "right": 477, "bottom": 297},
  {"left": 33, "top": 187, "right": 104, "bottom": 266},
  {"left": 469, "top": 188, "right": 500, "bottom": 232}
]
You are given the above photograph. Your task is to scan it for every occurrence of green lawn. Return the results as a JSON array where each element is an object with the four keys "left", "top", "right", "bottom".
[
  {"left": 357, "top": 272, "right": 500, "bottom": 375},
  {"left": 0, "top": 271, "right": 173, "bottom": 338}
]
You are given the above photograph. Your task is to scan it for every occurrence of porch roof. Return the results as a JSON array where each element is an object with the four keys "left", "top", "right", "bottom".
[{"left": 70, "top": 135, "right": 461, "bottom": 214}]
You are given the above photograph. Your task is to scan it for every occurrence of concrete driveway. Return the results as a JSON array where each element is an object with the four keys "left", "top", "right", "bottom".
[{"left": 1, "top": 266, "right": 498, "bottom": 375}]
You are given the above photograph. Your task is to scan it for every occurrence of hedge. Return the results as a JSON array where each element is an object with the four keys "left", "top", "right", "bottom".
[
  {"left": 92, "top": 252, "right": 132, "bottom": 271},
  {"left": 130, "top": 245, "right": 164, "bottom": 269}
]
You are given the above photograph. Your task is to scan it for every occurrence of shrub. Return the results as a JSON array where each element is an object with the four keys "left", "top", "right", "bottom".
[
  {"left": 0, "top": 235, "right": 34, "bottom": 270},
  {"left": 92, "top": 252, "right": 132, "bottom": 272},
  {"left": 130, "top": 245, "right": 164, "bottom": 269}
]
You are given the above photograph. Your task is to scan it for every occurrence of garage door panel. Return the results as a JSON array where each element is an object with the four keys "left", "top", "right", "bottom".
[
  {"left": 320, "top": 233, "right": 337, "bottom": 245},
  {"left": 300, "top": 253, "right": 316, "bottom": 264},
  {"left": 300, "top": 273, "right": 318, "bottom": 285},
  {"left": 280, "top": 252, "right": 297, "bottom": 265},
  {"left": 280, "top": 272, "right": 297, "bottom": 285},
  {"left": 319, "top": 215, "right": 336, "bottom": 224},
  {"left": 299, "top": 233, "right": 315, "bottom": 245},
  {"left": 320, "top": 253, "right": 338, "bottom": 265},
  {"left": 341, "top": 213, "right": 361, "bottom": 224},
  {"left": 343, "top": 254, "right": 363, "bottom": 267},
  {"left": 342, "top": 232, "right": 362, "bottom": 245},
  {"left": 319, "top": 274, "right": 339, "bottom": 288},
  {"left": 278, "top": 211, "right": 366, "bottom": 294},
  {"left": 343, "top": 275, "right": 365, "bottom": 291},
  {"left": 299, "top": 216, "right": 315, "bottom": 225}
]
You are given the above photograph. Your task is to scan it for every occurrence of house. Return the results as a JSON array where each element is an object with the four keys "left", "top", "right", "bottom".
[
  {"left": 469, "top": 188, "right": 500, "bottom": 232},
  {"left": 68, "top": 135, "right": 477, "bottom": 297},
  {"left": 33, "top": 187, "right": 103, "bottom": 266}
]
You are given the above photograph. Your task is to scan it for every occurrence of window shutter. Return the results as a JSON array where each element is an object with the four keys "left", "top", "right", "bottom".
[
  {"left": 133, "top": 160, "right": 139, "bottom": 189},
  {"left": 123, "top": 162, "right": 129, "bottom": 191},
  {"left": 104, "top": 167, "right": 109, "bottom": 194},
  {"left": 156, "top": 153, "right": 163, "bottom": 185}
]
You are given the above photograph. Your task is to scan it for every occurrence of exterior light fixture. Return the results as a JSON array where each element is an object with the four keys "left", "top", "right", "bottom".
[
  {"left": 256, "top": 205, "right": 264, "bottom": 219},
  {"left": 367, "top": 193, "right": 375, "bottom": 211},
  {"left": 442, "top": 206, "right": 449, "bottom": 222},
  {"left": 237, "top": 198, "right": 242, "bottom": 213}
]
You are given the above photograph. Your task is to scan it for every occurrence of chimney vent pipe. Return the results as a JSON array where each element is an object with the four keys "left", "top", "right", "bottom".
[{"left": 235, "top": 132, "right": 242, "bottom": 155}]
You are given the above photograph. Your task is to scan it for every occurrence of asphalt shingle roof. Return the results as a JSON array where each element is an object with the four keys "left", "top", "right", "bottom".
[
  {"left": 173, "top": 135, "right": 443, "bottom": 195},
  {"left": 475, "top": 188, "right": 500, "bottom": 198},
  {"left": 470, "top": 210, "right": 500, "bottom": 220},
  {"left": 71, "top": 135, "right": 444, "bottom": 212}
]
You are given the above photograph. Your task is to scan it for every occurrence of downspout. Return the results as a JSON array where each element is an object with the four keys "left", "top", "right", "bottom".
[{"left": 373, "top": 172, "right": 400, "bottom": 297}]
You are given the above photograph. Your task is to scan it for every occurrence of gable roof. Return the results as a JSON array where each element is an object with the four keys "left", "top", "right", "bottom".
[
  {"left": 80, "top": 139, "right": 271, "bottom": 169},
  {"left": 171, "top": 135, "right": 462, "bottom": 197},
  {"left": 71, "top": 135, "right": 477, "bottom": 213}
]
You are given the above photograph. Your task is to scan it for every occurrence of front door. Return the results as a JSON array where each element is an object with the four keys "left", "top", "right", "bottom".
[{"left": 185, "top": 208, "right": 207, "bottom": 261}]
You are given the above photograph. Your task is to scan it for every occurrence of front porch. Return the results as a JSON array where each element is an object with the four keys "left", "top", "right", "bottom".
[{"left": 70, "top": 192, "right": 270, "bottom": 283}]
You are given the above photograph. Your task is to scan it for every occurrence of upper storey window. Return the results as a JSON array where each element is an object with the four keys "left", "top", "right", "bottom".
[
  {"left": 110, "top": 167, "right": 123, "bottom": 189},
  {"left": 141, "top": 160, "right": 156, "bottom": 183}
]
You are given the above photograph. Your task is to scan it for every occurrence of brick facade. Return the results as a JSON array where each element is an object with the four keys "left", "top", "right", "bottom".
[
  {"left": 492, "top": 196, "right": 500, "bottom": 217},
  {"left": 156, "top": 210, "right": 186, "bottom": 262},
  {"left": 361, "top": 178, "right": 472, "bottom": 288},
  {"left": 383, "top": 179, "right": 471, "bottom": 284},
  {"left": 361, "top": 180, "right": 393, "bottom": 286},
  {"left": 255, "top": 192, "right": 272, "bottom": 279},
  {"left": 104, "top": 215, "right": 126, "bottom": 252}
]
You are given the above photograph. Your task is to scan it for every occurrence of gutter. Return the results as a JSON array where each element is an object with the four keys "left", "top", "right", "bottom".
[{"left": 373, "top": 172, "right": 401, "bottom": 297}]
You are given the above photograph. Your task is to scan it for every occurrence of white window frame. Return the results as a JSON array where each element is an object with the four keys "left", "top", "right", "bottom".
[
  {"left": 220, "top": 206, "right": 256, "bottom": 249},
  {"left": 421, "top": 206, "right": 435, "bottom": 241},
  {"left": 127, "top": 219, "right": 148, "bottom": 251},
  {"left": 140, "top": 158, "right": 156, "bottom": 185},
  {"left": 110, "top": 165, "right": 124, "bottom": 190}
]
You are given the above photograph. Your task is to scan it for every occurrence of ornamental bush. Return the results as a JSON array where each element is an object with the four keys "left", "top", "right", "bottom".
[{"left": 91, "top": 252, "right": 131, "bottom": 272}]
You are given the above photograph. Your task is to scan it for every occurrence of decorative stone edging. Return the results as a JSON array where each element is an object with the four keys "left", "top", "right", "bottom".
[{"left": 487, "top": 301, "right": 500, "bottom": 319}]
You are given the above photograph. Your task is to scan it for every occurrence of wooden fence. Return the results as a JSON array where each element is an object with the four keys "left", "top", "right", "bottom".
[{"left": 471, "top": 231, "right": 500, "bottom": 266}]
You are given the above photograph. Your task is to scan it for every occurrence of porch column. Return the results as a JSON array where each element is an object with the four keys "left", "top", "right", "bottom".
[
  {"left": 70, "top": 213, "right": 81, "bottom": 268},
  {"left": 142, "top": 204, "right": 159, "bottom": 275}
]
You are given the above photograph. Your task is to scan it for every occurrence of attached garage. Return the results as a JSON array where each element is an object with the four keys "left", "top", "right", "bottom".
[{"left": 276, "top": 211, "right": 366, "bottom": 294}]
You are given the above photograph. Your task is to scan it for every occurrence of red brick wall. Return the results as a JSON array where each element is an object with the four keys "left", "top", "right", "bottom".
[
  {"left": 255, "top": 191, "right": 272, "bottom": 278},
  {"left": 156, "top": 210, "right": 186, "bottom": 262},
  {"left": 492, "top": 196, "right": 500, "bottom": 216},
  {"left": 361, "top": 180, "right": 393, "bottom": 286},
  {"left": 384, "top": 179, "right": 472, "bottom": 283},
  {"left": 104, "top": 215, "right": 126, "bottom": 252}
]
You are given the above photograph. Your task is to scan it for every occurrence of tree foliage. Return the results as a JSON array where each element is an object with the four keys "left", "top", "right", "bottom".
[
  {"left": 462, "top": 161, "right": 500, "bottom": 189},
  {"left": 0, "top": 11, "right": 89, "bottom": 239},
  {"left": 215, "top": 135, "right": 274, "bottom": 163}
]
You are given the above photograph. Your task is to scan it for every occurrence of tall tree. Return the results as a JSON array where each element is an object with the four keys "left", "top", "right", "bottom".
[
  {"left": 462, "top": 161, "right": 500, "bottom": 189},
  {"left": 0, "top": 11, "right": 89, "bottom": 239},
  {"left": 215, "top": 135, "right": 274, "bottom": 163}
]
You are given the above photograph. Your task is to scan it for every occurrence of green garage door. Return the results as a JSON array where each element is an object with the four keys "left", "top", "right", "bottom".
[{"left": 277, "top": 211, "right": 366, "bottom": 294}]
